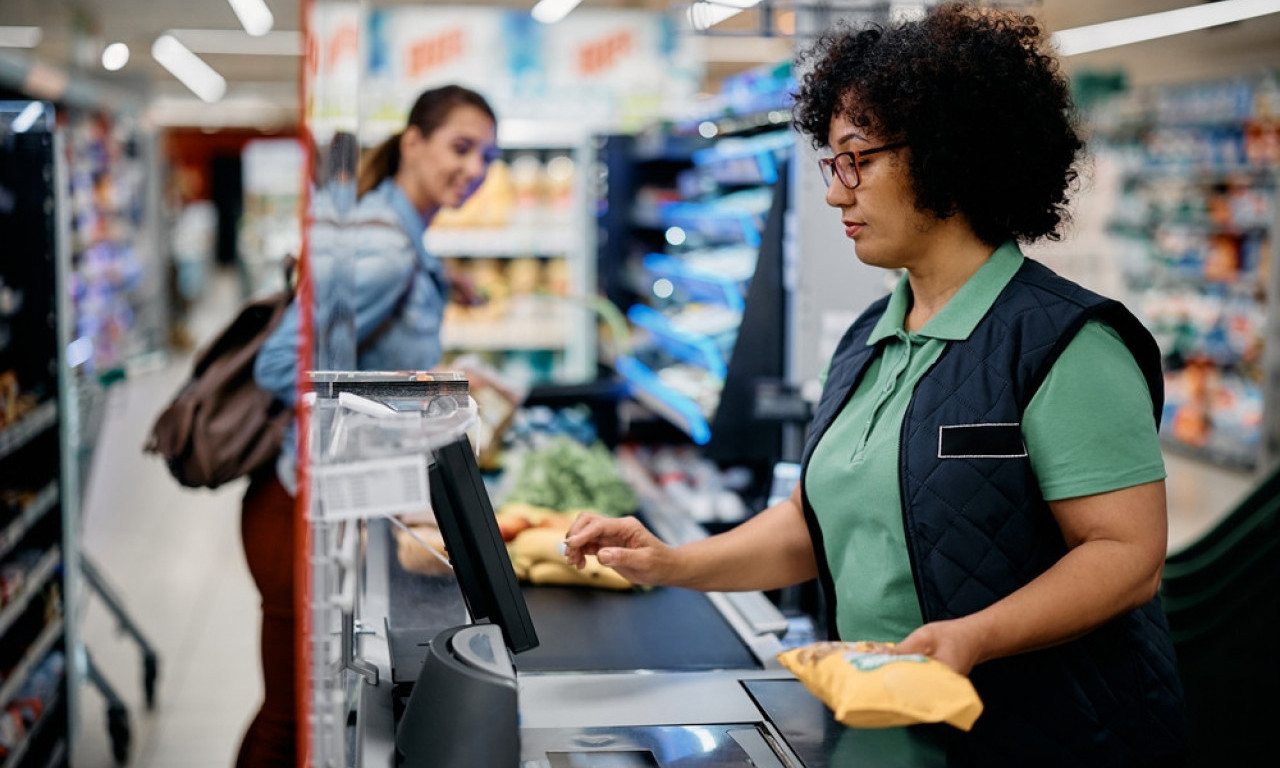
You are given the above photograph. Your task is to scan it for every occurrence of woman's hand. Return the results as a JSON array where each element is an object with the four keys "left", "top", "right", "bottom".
[
  {"left": 892, "top": 618, "right": 986, "bottom": 677},
  {"left": 563, "top": 512, "right": 680, "bottom": 587}
]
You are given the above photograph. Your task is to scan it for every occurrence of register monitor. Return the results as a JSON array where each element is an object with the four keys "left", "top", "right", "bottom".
[
  {"left": 428, "top": 434, "right": 539, "bottom": 654},
  {"left": 396, "top": 435, "right": 537, "bottom": 767}
]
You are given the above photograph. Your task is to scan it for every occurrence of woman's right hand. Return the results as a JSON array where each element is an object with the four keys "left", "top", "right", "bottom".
[{"left": 563, "top": 512, "right": 679, "bottom": 587}]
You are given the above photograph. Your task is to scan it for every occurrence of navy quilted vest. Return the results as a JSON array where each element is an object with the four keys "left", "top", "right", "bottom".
[{"left": 800, "top": 259, "right": 1188, "bottom": 767}]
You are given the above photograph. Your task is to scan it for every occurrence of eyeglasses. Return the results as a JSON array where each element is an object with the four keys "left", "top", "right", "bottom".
[{"left": 818, "top": 142, "right": 907, "bottom": 189}]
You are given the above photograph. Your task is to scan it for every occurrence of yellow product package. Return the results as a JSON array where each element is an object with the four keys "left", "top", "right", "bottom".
[{"left": 777, "top": 641, "right": 983, "bottom": 731}]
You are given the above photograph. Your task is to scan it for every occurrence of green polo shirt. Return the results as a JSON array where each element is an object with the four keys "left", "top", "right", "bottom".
[
  {"left": 807, "top": 241, "right": 1166, "bottom": 643},
  {"left": 804, "top": 243, "right": 1164, "bottom": 764}
]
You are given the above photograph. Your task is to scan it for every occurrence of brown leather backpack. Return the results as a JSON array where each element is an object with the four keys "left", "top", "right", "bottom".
[{"left": 145, "top": 291, "right": 294, "bottom": 489}]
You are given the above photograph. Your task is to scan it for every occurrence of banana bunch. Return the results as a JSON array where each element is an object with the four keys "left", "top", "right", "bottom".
[{"left": 501, "top": 505, "right": 632, "bottom": 591}]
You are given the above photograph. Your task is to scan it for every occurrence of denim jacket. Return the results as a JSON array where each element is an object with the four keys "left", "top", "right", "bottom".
[{"left": 254, "top": 178, "right": 450, "bottom": 493}]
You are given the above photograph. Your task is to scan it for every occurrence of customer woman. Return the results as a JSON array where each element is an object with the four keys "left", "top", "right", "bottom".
[
  {"left": 565, "top": 6, "right": 1187, "bottom": 767},
  {"left": 240, "top": 85, "right": 498, "bottom": 768}
]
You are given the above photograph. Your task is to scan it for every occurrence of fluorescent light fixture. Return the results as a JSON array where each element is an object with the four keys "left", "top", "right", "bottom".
[
  {"left": 0, "top": 26, "right": 43, "bottom": 48},
  {"left": 688, "top": 0, "right": 761, "bottom": 31},
  {"left": 102, "top": 42, "right": 130, "bottom": 71},
  {"left": 1053, "top": 0, "right": 1280, "bottom": 56},
  {"left": 227, "top": 0, "right": 275, "bottom": 37},
  {"left": 11, "top": 102, "right": 44, "bottom": 133},
  {"left": 169, "top": 29, "right": 301, "bottom": 55},
  {"left": 531, "top": 0, "right": 584, "bottom": 24},
  {"left": 152, "top": 34, "right": 227, "bottom": 103}
]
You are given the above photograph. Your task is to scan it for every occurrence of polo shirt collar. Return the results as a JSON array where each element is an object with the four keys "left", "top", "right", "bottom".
[{"left": 867, "top": 240, "right": 1024, "bottom": 344}]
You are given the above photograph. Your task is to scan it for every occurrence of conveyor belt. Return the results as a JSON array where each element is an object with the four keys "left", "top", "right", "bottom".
[
  {"left": 517, "top": 583, "right": 760, "bottom": 673},
  {"left": 384, "top": 527, "right": 759, "bottom": 684}
]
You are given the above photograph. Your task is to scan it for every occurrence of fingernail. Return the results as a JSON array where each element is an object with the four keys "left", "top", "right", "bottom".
[{"left": 597, "top": 549, "right": 614, "bottom": 565}]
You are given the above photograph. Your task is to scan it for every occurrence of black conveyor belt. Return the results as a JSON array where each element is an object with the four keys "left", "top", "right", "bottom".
[
  {"left": 383, "top": 525, "right": 759, "bottom": 683},
  {"left": 517, "top": 584, "right": 760, "bottom": 673}
]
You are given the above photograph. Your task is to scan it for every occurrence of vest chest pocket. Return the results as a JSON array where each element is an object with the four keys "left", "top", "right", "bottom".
[{"left": 938, "top": 423, "right": 1027, "bottom": 459}]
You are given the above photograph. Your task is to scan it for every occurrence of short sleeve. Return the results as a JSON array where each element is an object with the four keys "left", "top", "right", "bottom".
[{"left": 1023, "top": 320, "right": 1166, "bottom": 501}]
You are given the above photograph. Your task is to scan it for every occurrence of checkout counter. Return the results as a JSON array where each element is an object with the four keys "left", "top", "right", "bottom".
[
  {"left": 352, "top": 493, "right": 848, "bottom": 768},
  {"left": 304, "top": 374, "right": 847, "bottom": 767}
]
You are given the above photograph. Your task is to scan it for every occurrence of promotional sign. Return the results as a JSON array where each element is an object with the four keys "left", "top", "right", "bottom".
[
  {"left": 357, "top": 6, "right": 704, "bottom": 140},
  {"left": 308, "top": 1, "right": 362, "bottom": 141}
]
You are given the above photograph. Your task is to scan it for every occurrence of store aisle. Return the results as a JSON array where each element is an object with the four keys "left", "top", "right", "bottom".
[{"left": 73, "top": 268, "right": 260, "bottom": 768}]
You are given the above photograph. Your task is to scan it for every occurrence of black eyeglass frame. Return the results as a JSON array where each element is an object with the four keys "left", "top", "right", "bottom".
[{"left": 818, "top": 141, "right": 908, "bottom": 189}]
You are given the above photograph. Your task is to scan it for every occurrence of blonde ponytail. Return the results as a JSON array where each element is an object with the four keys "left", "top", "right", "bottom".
[{"left": 356, "top": 132, "right": 402, "bottom": 198}]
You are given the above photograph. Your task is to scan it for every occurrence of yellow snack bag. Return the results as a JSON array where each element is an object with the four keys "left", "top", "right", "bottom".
[{"left": 777, "top": 641, "right": 983, "bottom": 731}]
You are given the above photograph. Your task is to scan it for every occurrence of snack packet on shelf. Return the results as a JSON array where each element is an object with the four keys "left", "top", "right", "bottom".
[{"left": 777, "top": 641, "right": 983, "bottom": 731}]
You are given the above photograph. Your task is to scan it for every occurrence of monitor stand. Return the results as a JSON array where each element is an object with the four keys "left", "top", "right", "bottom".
[{"left": 395, "top": 623, "right": 519, "bottom": 768}]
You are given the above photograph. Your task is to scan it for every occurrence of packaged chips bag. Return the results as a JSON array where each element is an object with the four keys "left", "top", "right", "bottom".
[{"left": 777, "top": 641, "right": 983, "bottom": 731}]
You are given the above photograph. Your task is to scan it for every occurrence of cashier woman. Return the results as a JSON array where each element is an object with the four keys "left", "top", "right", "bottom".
[{"left": 566, "top": 5, "right": 1188, "bottom": 767}]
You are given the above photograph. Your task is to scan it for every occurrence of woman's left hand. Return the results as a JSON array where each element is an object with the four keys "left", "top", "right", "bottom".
[{"left": 892, "top": 618, "right": 986, "bottom": 676}]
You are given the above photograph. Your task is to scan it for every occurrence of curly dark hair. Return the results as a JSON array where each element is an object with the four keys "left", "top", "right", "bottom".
[{"left": 793, "top": 3, "right": 1083, "bottom": 245}]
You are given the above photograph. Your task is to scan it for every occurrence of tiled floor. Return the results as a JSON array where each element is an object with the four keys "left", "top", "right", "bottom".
[{"left": 68, "top": 268, "right": 1265, "bottom": 767}]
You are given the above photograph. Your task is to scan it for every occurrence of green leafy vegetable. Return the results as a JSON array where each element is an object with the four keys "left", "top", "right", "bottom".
[{"left": 504, "top": 437, "right": 636, "bottom": 517}]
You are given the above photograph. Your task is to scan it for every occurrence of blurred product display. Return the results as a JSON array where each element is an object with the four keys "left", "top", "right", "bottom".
[
  {"left": 64, "top": 111, "right": 162, "bottom": 377},
  {"left": 430, "top": 144, "right": 596, "bottom": 387},
  {"left": 239, "top": 139, "right": 305, "bottom": 297},
  {"left": 601, "top": 62, "right": 796, "bottom": 451},
  {"left": 0, "top": 103, "right": 74, "bottom": 768},
  {"left": 1088, "top": 74, "right": 1280, "bottom": 469}
]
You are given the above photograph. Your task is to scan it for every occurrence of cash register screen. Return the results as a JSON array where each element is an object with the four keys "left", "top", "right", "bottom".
[
  {"left": 429, "top": 435, "right": 539, "bottom": 654},
  {"left": 548, "top": 751, "right": 660, "bottom": 768}
]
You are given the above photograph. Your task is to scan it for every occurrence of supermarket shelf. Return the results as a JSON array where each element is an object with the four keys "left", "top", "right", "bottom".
[
  {"left": 614, "top": 355, "right": 711, "bottom": 445},
  {"left": 0, "top": 684, "right": 62, "bottom": 768},
  {"left": 660, "top": 202, "right": 763, "bottom": 247},
  {"left": 690, "top": 131, "right": 793, "bottom": 186},
  {"left": 1120, "top": 164, "right": 1279, "bottom": 183},
  {"left": 0, "top": 483, "right": 59, "bottom": 563},
  {"left": 0, "top": 615, "right": 63, "bottom": 708},
  {"left": 1109, "top": 220, "right": 1272, "bottom": 237},
  {"left": 642, "top": 253, "right": 746, "bottom": 311},
  {"left": 627, "top": 305, "right": 727, "bottom": 378},
  {"left": 1160, "top": 435, "right": 1258, "bottom": 472},
  {"left": 0, "top": 401, "right": 58, "bottom": 463},
  {"left": 442, "top": 324, "right": 570, "bottom": 351},
  {"left": 425, "top": 227, "right": 579, "bottom": 257},
  {"left": 0, "top": 548, "right": 61, "bottom": 641}
]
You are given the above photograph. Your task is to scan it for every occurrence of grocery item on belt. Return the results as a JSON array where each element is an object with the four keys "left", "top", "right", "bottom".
[
  {"left": 394, "top": 522, "right": 453, "bottom": 577},
  {"left": 777, "top": 641, "right": 983, "bottom": 731},
  {"left": 506, "top": 526, "right": 632, "bottom": 591}
]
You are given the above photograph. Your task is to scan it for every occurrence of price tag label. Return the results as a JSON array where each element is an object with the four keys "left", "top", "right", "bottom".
[{"left": 313, "top": 454, "right": 431, "bottom": 520}]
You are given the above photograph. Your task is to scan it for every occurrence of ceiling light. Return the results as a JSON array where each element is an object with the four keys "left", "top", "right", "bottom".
[
  {"left": 531, "top": 0, "right": 584, "bottom": 25},
  {"left": 11, "top": 102, "right": 44, "bottom": 133},
  {"left": 0, "top": 26, "right": 43, "bottom": 48},
  {"left": 1053, "top": 0, "right": 1280, "bottom": 57},
  {"left": 168, "top": 29, "right": 301, "bottom": 55},
  {"left": 227, "top": 0, "right": 275, "bottom": 37},
  {"left": 688, "top": 0, "right": 761, "bottom": 31},
  {"left": 102, "top": 43, "right": 130, "bottom": 71},
  {"left": 152, "top": 34, "right": 227, "bottom": 103}
]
